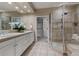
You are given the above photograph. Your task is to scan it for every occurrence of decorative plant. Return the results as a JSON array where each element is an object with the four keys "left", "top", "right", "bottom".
[{"left": 13, "top": 23, "right": 26, "bottom": 32}]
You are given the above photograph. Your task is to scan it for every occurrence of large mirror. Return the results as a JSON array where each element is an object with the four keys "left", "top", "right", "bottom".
[
  {"left": 0, "top": 16, "right": 23, "bottom": 31},
  {"left": 0, "top": 16, "right": 11, "bottom": 30}
]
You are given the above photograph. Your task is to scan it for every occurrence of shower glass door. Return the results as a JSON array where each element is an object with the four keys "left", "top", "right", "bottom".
[
  {"left": 52, "top": 3, "right": 79, "bottom": 56},
  {"left": 52, "top": 6, "right": 63, "bottom": 56}
]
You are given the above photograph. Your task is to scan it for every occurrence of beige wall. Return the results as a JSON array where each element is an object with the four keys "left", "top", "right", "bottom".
[
  {"left": 22, "top": 15, "right": 36, "bottom": 31},
  {"left": 21, "top": 15, "right": 37, "bottom": 41},
  {"left": 0, "top": 12, "right": 22, "bottom": 17},
  {"left": 35, "top": 8, "right": 54, "bottom": 16}
]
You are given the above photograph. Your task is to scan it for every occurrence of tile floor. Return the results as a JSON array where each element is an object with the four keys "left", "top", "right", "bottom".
[
  {"left": 23, "top": 38, "right": 63, "bottom": 56},
  {"left": 68, "top": 43, "right": 79, "bottom": 56},
  {"left": 22, "top": 37, "right": 79, "bottom": 56}
]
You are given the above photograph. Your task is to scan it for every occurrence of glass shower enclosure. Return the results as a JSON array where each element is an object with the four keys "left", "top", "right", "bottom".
[{"left": 51, "top": 3, "right": 79, "bottom": 56}]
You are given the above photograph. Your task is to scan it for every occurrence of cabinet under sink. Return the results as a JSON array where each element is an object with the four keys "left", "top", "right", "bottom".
[{"left": 0, "top": 31, "right": 34, "bottom": 56}]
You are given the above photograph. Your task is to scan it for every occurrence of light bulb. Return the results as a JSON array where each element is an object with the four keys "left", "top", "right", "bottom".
[
  {"left": 8, "top": 2, "right": 12, "bottom": 4},
  {"left": 24, "top": 6, "right": 27, "bottom": 8}
]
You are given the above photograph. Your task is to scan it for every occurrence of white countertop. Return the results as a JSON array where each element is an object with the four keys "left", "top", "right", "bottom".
[{"left": 0, "top": 31, "right": 32, "bottom": 40}]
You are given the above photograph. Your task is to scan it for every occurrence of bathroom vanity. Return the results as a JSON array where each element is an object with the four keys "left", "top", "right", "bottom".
[{"left": 0, "top": 31, "right": 34, "bottom": 56}]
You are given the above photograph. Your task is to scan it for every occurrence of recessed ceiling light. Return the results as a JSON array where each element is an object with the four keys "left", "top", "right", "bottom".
[
  {"left": 15, "top": 6, "right": 19, "bottom": 9},
  {"left": 8, "top": 2, "right": 12, "bottom": 4},
  {"left": 24, "top": 6, "right": 27, "bottom": 8}
]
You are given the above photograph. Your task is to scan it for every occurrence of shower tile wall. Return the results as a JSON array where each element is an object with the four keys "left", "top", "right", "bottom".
[
  {"left": 64, "top": 6, "right": 76, "bottom": 42},
  {"left": 52, "top": 5, "right": 79, "bottom": 46},
  {"left": 52, "top": 6, "right": 77, "bottom": 43},
  {"left": 64, "top": 5, "right": 79, "bottom": 44},
  {"left": 51, "top": 7, "right": 63, "bottom": 53},
  {"left": 52, "top": 7, "right": 63, "bottom": 42},
  {"left": 76, "top": 5, "right": 79, "bottom": 34},
  {"left": 0, "top": 19, "right": 1, "bottom": 30},
  {"left": 51, "top": 6, "right": 79, "bottom": 54},
  {"left": 37, "top": 17, "right": 43, "bottom": 38}
]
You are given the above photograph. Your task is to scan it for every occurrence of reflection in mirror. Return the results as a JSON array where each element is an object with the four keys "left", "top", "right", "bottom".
[
  {"left": 9, "top": 17, "right": 21, "bottom": 30},
  {"left": 0, "top": 16, "right": 25, "bottom": 34},
  {"left": 0, "top": 16, "right": 24, "bottom": 32},
  {"left": 9, "top": 17, "right": 26, "bottom": 32},
  {"left": 0, "top": 16, "right": 11, "bottom": 30}
]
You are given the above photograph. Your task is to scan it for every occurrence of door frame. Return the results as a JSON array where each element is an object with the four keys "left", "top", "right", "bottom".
[{"left": 35, "top": 15, "right": 49, "bottom": 43}]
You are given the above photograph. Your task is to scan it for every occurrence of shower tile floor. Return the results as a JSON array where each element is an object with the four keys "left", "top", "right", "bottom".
[
  {"left": 23, "top": 38, "right": 63, "bottom": 56},
  {"left": 68, "top": 43, "right": 79, "bottom": 56}
]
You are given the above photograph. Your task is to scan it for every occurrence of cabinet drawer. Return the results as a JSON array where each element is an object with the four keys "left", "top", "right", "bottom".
[
  {"left": 16, "top": 39, "right": 30, "bottom": 56},
  {"left": 0, "top": 39, "right": 15, "bottom": 49},
  {"left": 0, "top": 39, "right": 15, "bottom": 56}
]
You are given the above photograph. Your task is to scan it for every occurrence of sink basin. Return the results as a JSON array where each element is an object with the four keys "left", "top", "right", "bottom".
[{"left": 0, "top": 31, "right": 9, "bottom": 36}]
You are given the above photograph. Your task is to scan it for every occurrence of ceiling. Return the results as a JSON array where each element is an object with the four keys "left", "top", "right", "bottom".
[
  {"left": 32, "top": 2, "right": 62, "bottom": 9},
  {"left": 0, "top": 2, "right": 79, "bottom": 13},
  {"left": 0, "top": 2, "right": 16, "bottom": 12},
  {"left": 0, "top": 2, "right": 34, "bottom": 13},
  {"left": 32, "top": 2, "right": 79, "bottom": 9}
]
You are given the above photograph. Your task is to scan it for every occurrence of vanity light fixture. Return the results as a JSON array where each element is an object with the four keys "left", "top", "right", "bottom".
[{"left": 8, "top": 2, "right": 12, "bottom": 4}]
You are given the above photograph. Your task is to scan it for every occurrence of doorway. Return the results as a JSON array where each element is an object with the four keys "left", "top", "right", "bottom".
[{"left": 36, "top": 16, "right": 49, "bottom": 42}]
